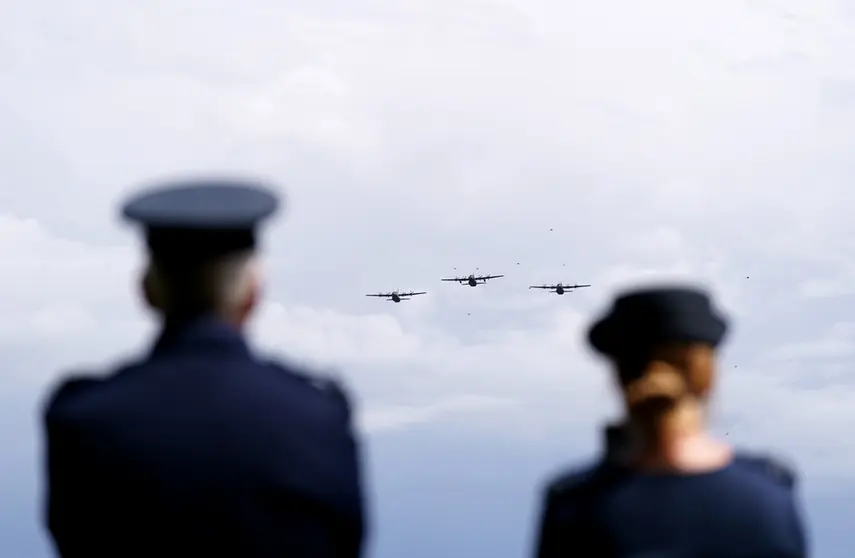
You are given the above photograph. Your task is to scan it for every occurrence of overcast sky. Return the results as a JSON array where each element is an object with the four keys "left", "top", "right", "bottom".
[{"left": 3, "top": 0, "right": 855, "bottom": 556}]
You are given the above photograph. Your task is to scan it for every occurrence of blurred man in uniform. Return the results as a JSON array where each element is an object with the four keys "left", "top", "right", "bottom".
[{"left": 42, "top": 178, "right": 367, "bottom": 558}]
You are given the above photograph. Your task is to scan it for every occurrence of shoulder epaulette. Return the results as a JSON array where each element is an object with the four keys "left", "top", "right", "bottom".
[
  {"left": 43, "top": 374, "right": 100, "bottom": 416},
  {"left": 265, "top": 360, "right": 345, "bottom": 395},
  {"left": 263, "top": 360, "right": 354, "bottom": 424},
  {"left": 739, "top": 452, "right": 798, "bottom": 488},
  {"left": 545, "top": 463, "right": 601, "bottom": 498}
]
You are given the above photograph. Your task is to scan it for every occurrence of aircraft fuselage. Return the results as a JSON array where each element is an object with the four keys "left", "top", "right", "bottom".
[
  {"left": 468, "top": 276, "right": 477, "bottom": 286},
  {"left": 556, "top": 286, "right": 564, "bottom": 294},
  {"left": 391, "top": 293, "right": 401, "bottom": 302}
]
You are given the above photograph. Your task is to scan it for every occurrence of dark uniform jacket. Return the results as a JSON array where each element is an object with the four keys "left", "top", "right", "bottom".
[
  {"left": 43, "top": 316, "right": 367, "bottom": 557},
  {"left": 534, "top": 452, "right": 807, "bottom": 557}
]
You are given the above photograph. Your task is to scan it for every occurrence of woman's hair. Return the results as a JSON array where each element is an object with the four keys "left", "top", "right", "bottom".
[{"left": 616, "top": 343, "right": 716, "bottom": 434}]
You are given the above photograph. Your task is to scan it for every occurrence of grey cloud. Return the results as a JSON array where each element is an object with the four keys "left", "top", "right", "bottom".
[{"left": 4, "top": 208, "right": 855, "bottom": 461}]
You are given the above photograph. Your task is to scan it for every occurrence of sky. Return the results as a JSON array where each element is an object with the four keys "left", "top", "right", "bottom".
[{"left": 2, "top": 0, "right": 855, "bottom": 556}]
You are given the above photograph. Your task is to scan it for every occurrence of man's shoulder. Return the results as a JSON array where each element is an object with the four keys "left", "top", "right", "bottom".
[
  {"left": 262, "top": 359, "right": 353, "bottom": 413},
  {"left": 43, "top": 358, "right": 147, "bottom": 421},
  {"left": 43, "top": 372, "right": 104, "bottom": 418}
]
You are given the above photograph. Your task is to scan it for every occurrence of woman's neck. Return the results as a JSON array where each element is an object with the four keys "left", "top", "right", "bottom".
[{"left": 629, "top": 401, "right": 731, "bottom": 472}]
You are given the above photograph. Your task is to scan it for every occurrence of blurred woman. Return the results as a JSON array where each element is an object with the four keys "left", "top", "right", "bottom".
[{"left": 533, "top": 286, "right": 807, "bottom": 557}]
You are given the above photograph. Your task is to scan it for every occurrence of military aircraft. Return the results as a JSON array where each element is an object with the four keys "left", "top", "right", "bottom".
[
  {"left": 365, "top": 290, "right": 426, "bottom": 303},
  {"left": 529, "top": 282, "right": 591, "bottom": 295},
  {"left": 441, "top": 273, "right": 504, "bottom": 287}
]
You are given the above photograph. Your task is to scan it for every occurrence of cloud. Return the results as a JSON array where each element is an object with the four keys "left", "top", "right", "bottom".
[
  {"left": 358, "top": 394, "right": 520, "bottom": 433},
  {"left": 4, "top": 212, "right": 855, "bottom": 484}
]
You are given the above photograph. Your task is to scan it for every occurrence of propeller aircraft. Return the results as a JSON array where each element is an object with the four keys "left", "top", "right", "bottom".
[
  {"left": 365, "top": 290, "right": 427, "bottom": 303},
  {"left": 441, "top": 273, "right": 504, "bottom": 287},
  {"left": 528, "top": 282, "right": 591, "bottom": 295}
]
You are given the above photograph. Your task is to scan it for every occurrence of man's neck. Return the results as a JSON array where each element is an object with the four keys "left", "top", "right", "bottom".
[{"left": 161, "top": 310, "right": 243, "bottom": 330}]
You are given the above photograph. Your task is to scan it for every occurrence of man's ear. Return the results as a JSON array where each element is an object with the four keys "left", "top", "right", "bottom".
[
  {"left": 141, "top": 266, "right": 162, "bottom": 311},
  {"left": 245, "top": 270, "right": 262, "bottom": 318},
  {"left": 244, "top": 282, "right": 259, "bottom": 315},
  {"left": 236, "top": 261, "right": 262, "bottom": 324}
]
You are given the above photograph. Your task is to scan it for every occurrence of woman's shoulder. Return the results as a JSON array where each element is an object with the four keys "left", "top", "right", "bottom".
[
  {"left": 540, "top": 449, "right": 800, "bottom": 504},
  {"left": 731, "top": 450, "right": 800, "bottom": 490},
  {"left": 540, "top": 459, "right": 630, "bottom": 515},
  {"left": 541, "top": 460, "right": 603, "bottom": 499}
]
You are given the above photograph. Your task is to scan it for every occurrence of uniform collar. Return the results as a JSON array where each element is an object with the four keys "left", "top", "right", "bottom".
[
  {"left": 603, "top": 422, "right": 633, "bottom": 464},
  {"left": 152, "top": 314, "right": 251, "bottom": 357}
]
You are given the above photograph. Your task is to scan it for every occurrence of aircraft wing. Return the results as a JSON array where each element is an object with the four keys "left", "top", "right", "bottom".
[
  {"left": 570, "top": 284, "right": 591, "bottom": 288},
  {"left": 440, "top": 278, "right": 463, "bottom": 282},
  {"left": 366, "top": 293, "right": 391, "bottom": 297},
  {"left": 478, "top": 274, "right": 504, "bottom": 280},
  {"left": 404, "top": 291, "right": 427, "bottom": 296},
  {"left": 529, "top": 285, "right": 551, "bottom": 289}
]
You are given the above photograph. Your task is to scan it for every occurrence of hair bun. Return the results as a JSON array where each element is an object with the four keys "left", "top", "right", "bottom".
[{"left": 625, "top": 361, "right": 687, "bottom": 407}]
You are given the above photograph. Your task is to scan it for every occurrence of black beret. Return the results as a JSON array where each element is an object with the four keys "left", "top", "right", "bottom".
[{"left": 588, "top": 286, "right": 728, "bottom": 356}]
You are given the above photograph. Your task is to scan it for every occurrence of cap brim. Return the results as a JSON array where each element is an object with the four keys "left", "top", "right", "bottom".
[
  {"left": 587, "top": 317, "right": 614, "bottom": 355},
  {"left": 587, "top": 313, "right": 727, "bottom": 356}
]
